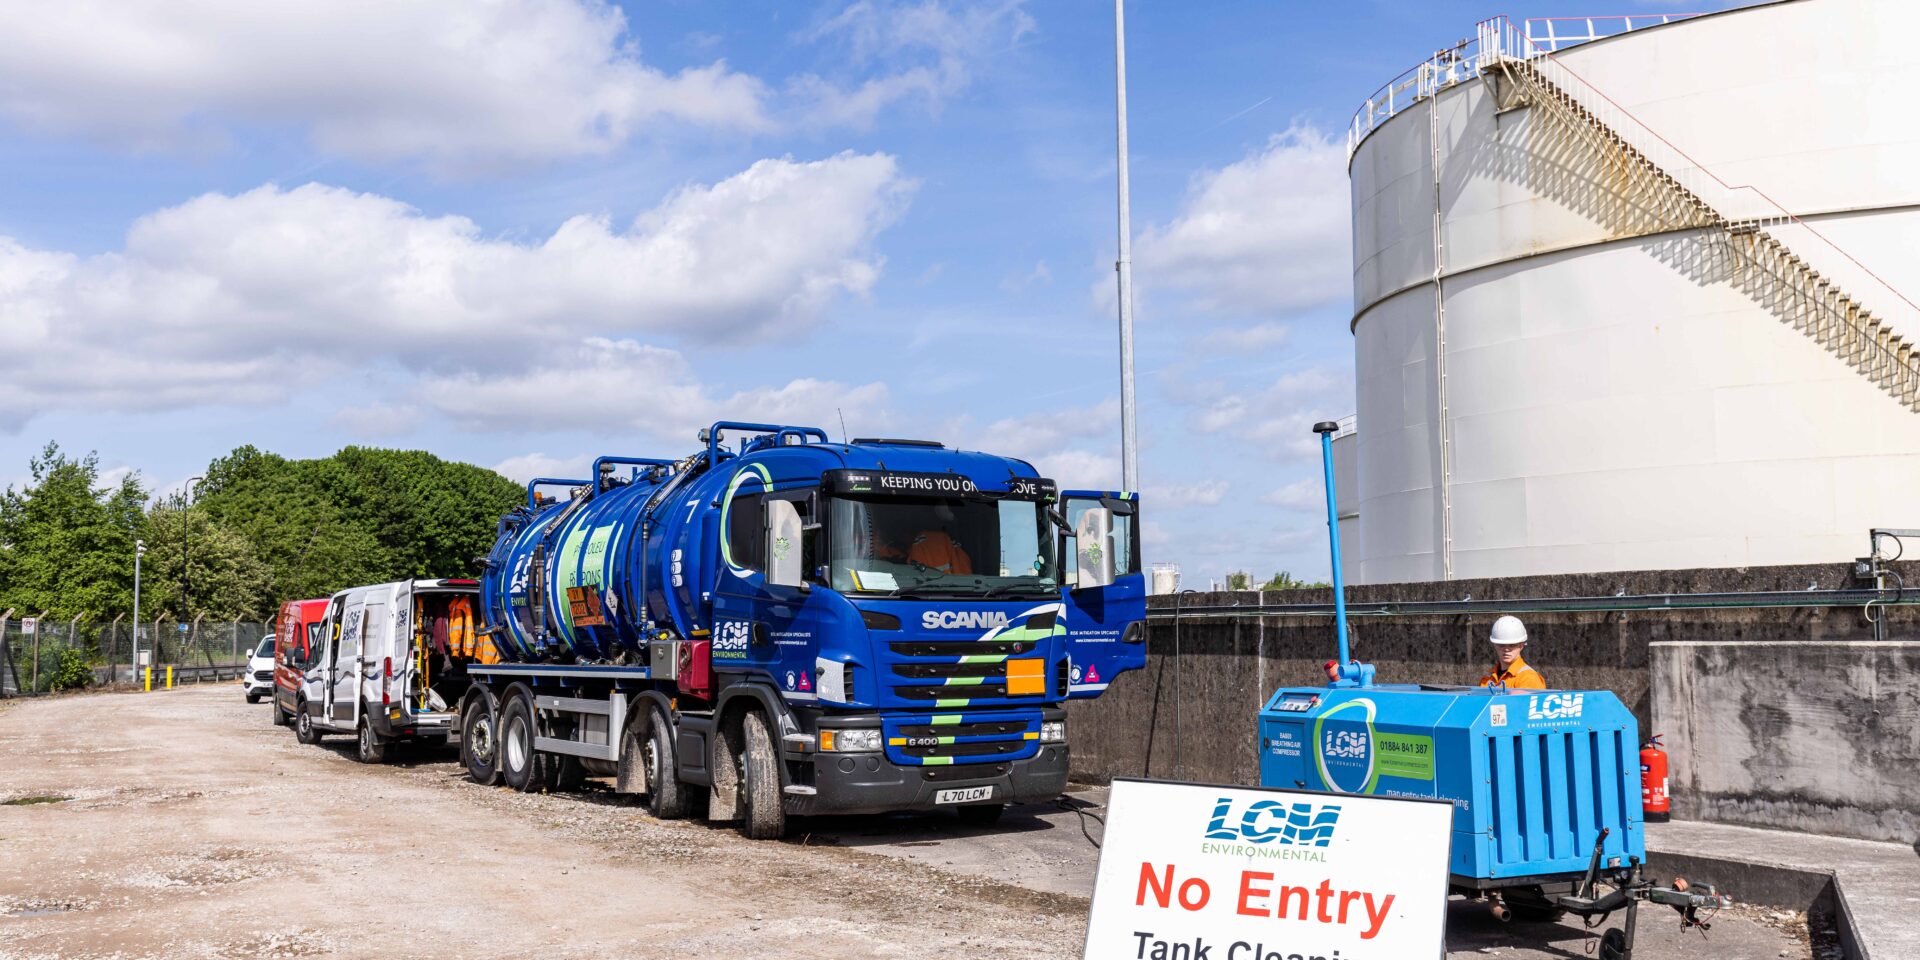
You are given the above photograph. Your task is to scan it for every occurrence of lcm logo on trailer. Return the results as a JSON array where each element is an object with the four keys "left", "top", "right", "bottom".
[
  {"left": 1528, "top": 692, "right": 1585, "bottom": 721},
  {"left": 1204, "top": 797, "right": 1343, "bottom": 847}
]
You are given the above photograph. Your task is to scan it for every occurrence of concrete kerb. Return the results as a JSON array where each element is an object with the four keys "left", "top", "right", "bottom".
[{"left": 1646, "top": 818, "right": 1920, "bottom": 960}]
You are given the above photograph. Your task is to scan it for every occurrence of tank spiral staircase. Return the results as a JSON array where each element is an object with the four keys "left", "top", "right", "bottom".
[{"left": 1471, "top": 17, "right": 1920, "bottom": 412}]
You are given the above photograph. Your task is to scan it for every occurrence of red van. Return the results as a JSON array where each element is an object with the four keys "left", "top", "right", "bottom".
[{"left": 271, "top": 598, "right": 330, "bottom": 728}]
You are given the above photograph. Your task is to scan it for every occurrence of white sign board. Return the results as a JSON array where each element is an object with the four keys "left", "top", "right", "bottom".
[
  {"left": 19, "top": 617, "right": 35, "bottom": 634},
  {"left": 1083, "top": 779, "right": 1451, "bottom": 960}
]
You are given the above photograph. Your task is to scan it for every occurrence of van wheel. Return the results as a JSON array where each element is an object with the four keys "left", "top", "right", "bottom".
[
  {"left": 272, "top": 702, "right": 291, "bottom": 727},
  {"left": 737, "top": 710, "right": 786, "bottom": 840},
  {"left": 245, "top": 691, "right": 262, "bottom": 704},
  {"left": 956, "top": 803, "right": 1005, "bottom": 827},
  {"left": 500, "top": 694, "right": 546, "bottom": 793},
  {"left": 462, "top": 693, "right": 500, "bottom": 785},
  {"left": 356, "top": 717, "right": 387, "bottom": 764},
  {"left": 295, "top": 701, "right": 323, "bottom": 744}
]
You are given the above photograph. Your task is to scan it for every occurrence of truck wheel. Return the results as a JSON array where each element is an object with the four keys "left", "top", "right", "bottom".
[
  {"left": 956, "top": 803, "right": 1005, "bottom": 827},
  {"left": 500, "top": 693, "right": 546, "bottom": 793},
  {"left": 462, "top": 692, "right": 500, "bottom": 785},
  {"left": 272, "top": 702, "right": 291, "bottom": 726},
  {"left": 737, "top": 710, "right": 786, "bottom": 840},
  {"left": 295, "top": 701, "right": 323, "bottom": 744},
  {"left": 356, "top": 716, "right": 387, "bottom": 764},
  {"left": 622, "top": 706, "right": 692, "bottom": 819}
]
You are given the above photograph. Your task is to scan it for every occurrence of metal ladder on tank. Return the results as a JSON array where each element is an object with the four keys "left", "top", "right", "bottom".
[{"left": 1475, "top": 15, "right": 1920, "bottom": 413}]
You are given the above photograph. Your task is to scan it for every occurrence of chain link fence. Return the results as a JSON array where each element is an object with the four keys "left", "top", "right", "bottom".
[{"left": 0, "top": 614, "right": 270, "bottom": 697}]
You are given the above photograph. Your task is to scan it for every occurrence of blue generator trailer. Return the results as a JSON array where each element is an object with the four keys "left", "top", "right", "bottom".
[{"left": 1250, "top": 421, "right": 1730, "bottom": 960}]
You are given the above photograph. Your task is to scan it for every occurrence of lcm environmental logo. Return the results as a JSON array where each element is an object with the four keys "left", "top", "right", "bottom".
[{"left": 1204, "top": 797, "right": 1343, "bottom": 847}]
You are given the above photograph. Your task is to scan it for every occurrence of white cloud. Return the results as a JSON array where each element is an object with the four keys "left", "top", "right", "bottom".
[
  {"left": 949, "top": 400, "right": 1120, "bottom": 490},
  {"left": 491, "top": 453, "right": 594, "bottom": 486},
  {"left": 1148, "top": 480, "right": 1229, "bottom": 509},
  {"left": 0, "top": 153, "right": 912, "bottom": 432},
  {"left": 326, "top": 403, "right": 423, "bottom": 438},
  {"left": 0, "top": 0, "right": 770, "bottom": 171},
  {"left": 1188, "top": 366, "right": 1350, "bottom": 461},
  {"left": 421, "top": 338, "right": 892, "bottom": 444},
  {"left": 1134, "top": 126, "right": 1350, "bottom": 314},
  {"left": 1261, "top": 478, "right": 1324, "bottom": 512},
  {"left": 1199, "top": 322, "right": 1292, "bottom": 351},
  {"left": 793, "top": 0, "right": 1035, "bottom": 128}
]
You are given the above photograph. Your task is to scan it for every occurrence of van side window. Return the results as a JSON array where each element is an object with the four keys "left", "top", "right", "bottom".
[{"left": 727, "top": 492, "right": 767, "bottom": 572}]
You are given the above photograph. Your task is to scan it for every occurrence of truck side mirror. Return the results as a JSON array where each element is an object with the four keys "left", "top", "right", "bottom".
[
  {"left": 1075, "top": 507, "right": 1116, "bottom": 589},
  {"left": 765, "top": 499, "right": 805, "bottom": 588}
]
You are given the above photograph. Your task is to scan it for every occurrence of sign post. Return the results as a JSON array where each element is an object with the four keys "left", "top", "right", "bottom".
[{"left": 1083, "top": 779, "right": 1451, "bottom": 960}]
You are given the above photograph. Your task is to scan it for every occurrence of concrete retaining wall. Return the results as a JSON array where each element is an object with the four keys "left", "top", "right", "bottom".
[
  {"left": 1652, "top": 641, "right": 1920, "bottom": 844},
  {"left": 1065, "top": 560, "right": 1920, "bottom": 847}
]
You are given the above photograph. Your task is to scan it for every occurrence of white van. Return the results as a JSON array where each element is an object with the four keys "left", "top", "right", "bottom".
[{"left": 293, "top": 578, "right": 483, "bottom": 763}]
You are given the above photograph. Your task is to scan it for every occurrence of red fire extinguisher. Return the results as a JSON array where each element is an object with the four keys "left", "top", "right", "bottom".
[{"left": 1641, "top": 735, "right": 1671, "bottom": 823}]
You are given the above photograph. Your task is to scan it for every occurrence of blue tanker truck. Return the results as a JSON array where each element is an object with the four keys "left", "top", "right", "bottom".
[{"left": 457, "top": 421, "right": 1145, "bottom": 838}]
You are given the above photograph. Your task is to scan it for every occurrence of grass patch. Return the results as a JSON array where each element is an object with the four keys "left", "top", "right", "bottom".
[{"left": 1, "top": 795, "right": 70, "bottom": 806}]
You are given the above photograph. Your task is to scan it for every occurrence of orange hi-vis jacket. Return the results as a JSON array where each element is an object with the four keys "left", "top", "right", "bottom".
[
  {"left": 449, "top": 596, "right": 492, "bottom": 663},
  {"left": 1478, "top": 655, "right": 1546, "bottom": 690},
  {"left": 908, "top": 531, "right": 973, "bottom": 575}
]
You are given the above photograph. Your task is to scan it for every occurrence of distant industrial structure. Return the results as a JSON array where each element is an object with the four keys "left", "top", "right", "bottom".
[{"left": 1337, "top": 1, "right": 1920, "bottom": 584}]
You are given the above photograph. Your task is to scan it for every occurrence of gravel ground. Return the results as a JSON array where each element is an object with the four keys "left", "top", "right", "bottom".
[{"left": 0, "top": 685, "right": 1816, "bottom": 959}]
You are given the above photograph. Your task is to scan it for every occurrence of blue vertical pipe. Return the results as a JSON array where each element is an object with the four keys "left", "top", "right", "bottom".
[{"left": 1312, "top": 421, "right": 1351, "bottom": 683}]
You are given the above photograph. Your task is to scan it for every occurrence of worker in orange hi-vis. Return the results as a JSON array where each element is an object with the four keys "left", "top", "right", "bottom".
[
  {"left": 1477, "top": 615, "right": 1547, "bottom": 690},
  {"left": 907, "top": 530, "right": 973, "bottom": 575}
]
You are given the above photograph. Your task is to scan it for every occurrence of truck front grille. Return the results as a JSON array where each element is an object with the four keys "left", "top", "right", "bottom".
[{"left": 882, "top": 712, "right": 1041, "bottom": 766}]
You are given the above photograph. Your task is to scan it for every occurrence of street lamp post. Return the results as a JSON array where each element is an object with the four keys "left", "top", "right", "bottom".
[
  {"left": 133, "top": 538, "right": 147, "bottom": 683},
  {"left": 1112, "top": 0, "right": 1140, "bottom": 494},
  {"left": 179, "top": 477, "right": 202, "bottom": 631}
]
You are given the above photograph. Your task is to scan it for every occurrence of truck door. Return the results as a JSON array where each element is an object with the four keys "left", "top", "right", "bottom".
[
  {"left": 1058, "top": 491, "right": 1146, "bottom": 697},
  {"left": 712, "top": 471, "right": 820, "bottom": 697}
]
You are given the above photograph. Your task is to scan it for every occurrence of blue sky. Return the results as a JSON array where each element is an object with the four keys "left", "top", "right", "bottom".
[{"left": 0, "top": 0, "right": 1715, "bottom": 587}]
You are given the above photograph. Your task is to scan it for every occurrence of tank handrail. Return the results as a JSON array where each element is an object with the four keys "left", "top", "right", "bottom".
[
  {"left": 591, "top": 456, "right": 675, "bottom": 490},
  {"left": 703, "top": 421, "right": 828, "bottom": 462},
  {"left": 526, "top": 477, "right": 591, "bottom": 510}
]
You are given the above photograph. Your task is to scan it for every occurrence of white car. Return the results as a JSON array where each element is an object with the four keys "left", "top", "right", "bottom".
[{"left": 242, "top": 634, "right": 276, "bottom": 703}]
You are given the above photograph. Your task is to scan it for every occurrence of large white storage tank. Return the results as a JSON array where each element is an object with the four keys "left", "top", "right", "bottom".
[{"left": 1345, "top": 0, "right": 1920, "bottom": 584}]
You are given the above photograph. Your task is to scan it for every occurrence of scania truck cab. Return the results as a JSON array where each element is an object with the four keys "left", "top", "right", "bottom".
[{"left": 462, "top": 422, "right": 1147, "bottom": 837}]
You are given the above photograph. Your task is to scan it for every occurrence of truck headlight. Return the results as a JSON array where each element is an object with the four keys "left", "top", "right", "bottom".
[
  {"left": 821, "top": 728, "right": 882, "bottom": 753},
  {"left": 1041, "top": 720, "right": 1067, "bottom": 743}
]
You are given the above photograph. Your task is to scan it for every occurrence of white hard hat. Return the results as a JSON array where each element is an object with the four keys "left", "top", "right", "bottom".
[{"left": 1489, "top": 615, "right": 1528, "bottom": 646}]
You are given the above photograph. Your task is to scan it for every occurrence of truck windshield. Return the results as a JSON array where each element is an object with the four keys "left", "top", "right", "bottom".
[{"left": 829, "top": 495, "right": 1058, "bottom": 598}]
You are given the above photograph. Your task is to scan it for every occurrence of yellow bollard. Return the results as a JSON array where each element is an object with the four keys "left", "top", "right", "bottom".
[
  {"left": 166, "top": 665, "right": 174, "bottom": 689},
  {"left": 143, "top": 667, "right": 152, "bottom": 692}
]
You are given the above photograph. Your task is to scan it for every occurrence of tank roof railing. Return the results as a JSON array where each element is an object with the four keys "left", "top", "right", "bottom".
[
  {"left": 702, "top": 421, "right": 830, "bottom": 463},
  {"left": 526, "top": 477, "right": 591, "bottom": 510},
  {"left": 1524, "top": 14, "right": 1703, "bottom": 53},
  {"left": 1345, "top": 12, "right": 1707, "bottom": 161}
]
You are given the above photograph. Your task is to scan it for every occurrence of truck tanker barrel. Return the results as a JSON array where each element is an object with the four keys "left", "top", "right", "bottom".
[{"left": 457, "top": 421, "right": 1146, "bottom": 836}]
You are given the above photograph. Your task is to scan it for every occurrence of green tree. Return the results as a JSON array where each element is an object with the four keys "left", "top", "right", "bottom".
[
  {"left": 1224, "top": 570, "right": 1253, "bottom": 591},
  {"left": 195, "top": 444, "right": 521, "bottom": 601},
  {"left": 0, "top": 442, "right": 148, "bottom": 621},
  {"left": 138, "top": 505, "right": 275, "bottom": 621},
  {"left": 1260, "top": 571, "right": 1329, "bottom": 591}
]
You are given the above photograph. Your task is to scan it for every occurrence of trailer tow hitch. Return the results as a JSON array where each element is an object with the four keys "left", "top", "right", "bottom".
[{"left": 1550, "top": 829, "right": 1732, "bottom": 960}]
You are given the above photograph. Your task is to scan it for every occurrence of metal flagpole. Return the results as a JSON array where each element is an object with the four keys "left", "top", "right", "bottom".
[{"left": 1113, "top": 0, "right": 1140, "bottom": 493}]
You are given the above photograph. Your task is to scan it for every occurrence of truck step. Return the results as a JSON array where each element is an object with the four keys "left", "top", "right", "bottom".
[{"left": 782, "top": 785, "right": 818, "bottom": 796}]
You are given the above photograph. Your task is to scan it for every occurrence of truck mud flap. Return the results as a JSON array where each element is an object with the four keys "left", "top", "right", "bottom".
[{"left": 676, "top": 714, "right": 713, "bottom": 786}]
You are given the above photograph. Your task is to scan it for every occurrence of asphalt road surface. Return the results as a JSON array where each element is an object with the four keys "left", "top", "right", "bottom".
[{"left": 0, "top": 685, "right": 1814, "bottom": 959}]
